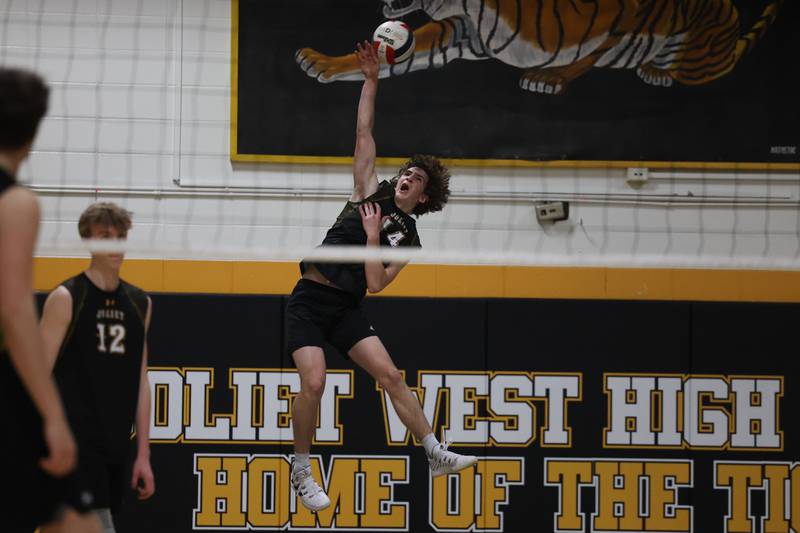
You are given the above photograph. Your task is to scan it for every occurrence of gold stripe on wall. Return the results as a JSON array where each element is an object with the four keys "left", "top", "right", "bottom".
[{"left": 33, "top": 258, "right": 800, "bottom": 302}]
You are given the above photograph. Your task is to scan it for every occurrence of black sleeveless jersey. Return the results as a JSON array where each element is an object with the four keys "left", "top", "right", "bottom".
[
  {"left": 0, "top": 166, "right": 13, "bottom": 357},
  {"left": 54, "top": 273, "right": 148, "bottom": 463},
  {"left": 0, "top": 166, "right": 50, "bottom": 460},
  {"left": 301, "top": 180, "right": 421, "bottom": 299}
]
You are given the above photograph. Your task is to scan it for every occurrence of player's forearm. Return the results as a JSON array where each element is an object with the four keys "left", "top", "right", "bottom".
[
  {"left": 1, "top": 300, "right": 67, "bottom": 423},
  {"left": 364, "top": 234, "right": 389, "bottom": 293},
  {"left": 356, "top": 77, "right": 377, "bottom": 137},
  {"left": 135, "top": 377, "right": 151, "bottom": 459},
  {"left": 352, "top": 78, "right": 379, "bottom": 199}
]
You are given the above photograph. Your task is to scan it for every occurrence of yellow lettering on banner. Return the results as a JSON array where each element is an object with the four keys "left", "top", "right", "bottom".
[
  {"left": 476, "top": 460, "right": 523, "bottom": 530},
  {"left": 714, "top": 462, "right": 800, "bottom": 533},
  {"left": 362, "top": 458, "right": 408, "bottom": 529},
  {"left": 430, "top": 458, "right": 524, "bottom": 531},
  {"left": 193, "top": 454, "right": 412, "bottom": 529},
  {"left": 545, "top": 460, "right": 593, "bottom": 531},
  {"left": 292, "top": 458, "right": 359, "bottom": 528},
  {"left": 764, "top": 464, "right": 789, "bottom": 533},
  {"left": 545, "top": 459, "right": 693, "bottom": 533},
  {"left": 246, "top": 457, "right": 290, "bottom": 528},
  {"left": 194, "top": 456, "right": 247, "bottom": 527},
  {"left": 594, "top": 461, "right": 643, "bottom": 531},
  {"left": 431, "top": 468, "right": 476, "bottom": 530},
  {"left": 716, "top": 464, "right": 763, "bottom": 533},
  {"left": 646, "top": 462, "right": 691, "bottom": 532}
]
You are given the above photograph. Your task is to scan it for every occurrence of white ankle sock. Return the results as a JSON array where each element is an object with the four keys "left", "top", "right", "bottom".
[
  {"left": 293, "top": 453, "right": 310, "bottom": 472},
  {"left": 421, "top": 433, "right": 439, "bottom": 455}
]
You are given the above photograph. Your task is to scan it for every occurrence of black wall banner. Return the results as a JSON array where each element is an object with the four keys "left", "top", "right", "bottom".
[
  {"left": 234, "top": 0, "right": 800, "bottom": 166},
  {"left": 96, "top": 294, "right": 800, "bottom": 533}
]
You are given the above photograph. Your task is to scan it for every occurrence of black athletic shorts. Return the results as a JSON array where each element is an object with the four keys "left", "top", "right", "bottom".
[
  {"left": 74, "top": 453, "right": 127, "bottom": 514},
  {"left": 0, "top": 356, "right": 94, "bottom": 531},
  {"left": 3, "top": 445, "right": 73, "bottom": 531},
  {"left": 286, "top": 279, "right": 377, "bottom": 357},
  {"left": 2, "top": 443, "right": 95, "bottom": 532}
]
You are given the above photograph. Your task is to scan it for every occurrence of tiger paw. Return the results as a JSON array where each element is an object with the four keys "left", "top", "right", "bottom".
[
  {"left": 295, "top": 48, "right": 360, "bottom": 83},
  {"left": 519, "top": 71, "right": 566, "bottom": 95},
  {"left": 636, "top": 65, "right": 674, "bottom": 87}
]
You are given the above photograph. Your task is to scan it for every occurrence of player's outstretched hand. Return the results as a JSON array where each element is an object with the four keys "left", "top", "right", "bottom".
[
  {"left": 40, "top": 414, "right": 77, "bottom": 477},
  {"left": 131, "top": 455, "right": 156, "bottom": 500},
  {"left": 356, "top": 40, "right": 379, "bottom": 81},
  {"left": 359, "top": 202, "right": 382, "bottom": 240}
]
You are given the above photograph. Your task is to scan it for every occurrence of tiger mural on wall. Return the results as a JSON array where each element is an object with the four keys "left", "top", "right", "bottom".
[{"left": 295, "top": 0, "right": 784, "bottom": 95}]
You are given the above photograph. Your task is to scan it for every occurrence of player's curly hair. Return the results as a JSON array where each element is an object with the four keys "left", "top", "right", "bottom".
[
  {"left": 391, "top": 154, "right": 451, "bottom": 216},
  {"left": 78, "top": 202, "right": 133, "bottom": 238}
]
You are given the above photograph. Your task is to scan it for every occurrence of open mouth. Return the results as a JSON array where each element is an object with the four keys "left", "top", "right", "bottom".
[
  {"left": 399, "top": 182, "right": 410, "bottom": 192},
  {"left": 383, "top": 0, "right": 421, "bottom": 18}
]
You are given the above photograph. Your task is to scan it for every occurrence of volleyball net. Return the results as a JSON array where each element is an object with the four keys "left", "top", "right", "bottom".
[{"left": 1, "top": 0, "right": 798, "bottom": 270}]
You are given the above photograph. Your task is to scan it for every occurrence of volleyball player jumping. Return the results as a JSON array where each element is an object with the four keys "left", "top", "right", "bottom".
[{"left": 286, "top": 42, "right": 477, "bottom": 512}]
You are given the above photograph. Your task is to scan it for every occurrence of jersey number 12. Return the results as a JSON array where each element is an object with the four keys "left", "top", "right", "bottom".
[{"left": 97, "top": 323, "right": 126, "bottom": 354}]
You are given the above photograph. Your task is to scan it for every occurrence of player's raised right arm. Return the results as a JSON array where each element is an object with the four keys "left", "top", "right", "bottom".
[{"left": 351, "top": 41, "right": 380, "bottom": 202}]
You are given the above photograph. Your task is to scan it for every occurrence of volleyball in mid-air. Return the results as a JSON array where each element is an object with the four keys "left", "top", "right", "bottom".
[{"left": 372, "top": 21, "right": 415, "bottom": 64}]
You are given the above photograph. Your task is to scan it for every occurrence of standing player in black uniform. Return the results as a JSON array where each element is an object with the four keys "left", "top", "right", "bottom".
[
  {"left": 0, "top": 67, "right": 101, "bottom": 533},
  {"left": 40, "top": 202, "right": 155, "bottom": 532},
  {"left": 286, "top": 43, "right": 477, "bottom": 512}
]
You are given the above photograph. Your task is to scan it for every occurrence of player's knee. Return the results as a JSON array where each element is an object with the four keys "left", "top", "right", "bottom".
[
  {"left": 301, "top": 372, "right": 326, "bottom": 399},
  {"left": 379, "top": 368, "right": 405, "bottom": 394}
]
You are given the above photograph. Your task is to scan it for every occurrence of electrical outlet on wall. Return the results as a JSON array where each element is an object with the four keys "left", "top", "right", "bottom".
[
  {"left": 535, "top": 201, "right": 569, "bottom": 223},
  {"left": 626, "top": 167, "right": 649, "bottom": 187}
]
